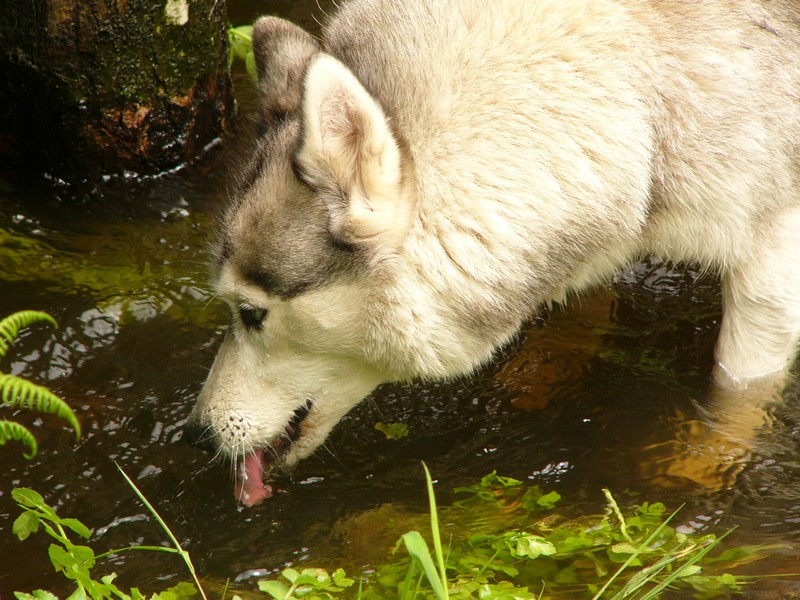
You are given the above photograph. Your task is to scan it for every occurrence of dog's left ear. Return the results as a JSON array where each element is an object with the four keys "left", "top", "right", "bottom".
[
  {"left": 252, "top": 16, "right": 320, "bottom": 122},
  {"left": 297, "top": 55, "right": 412, "bottom": 247}
]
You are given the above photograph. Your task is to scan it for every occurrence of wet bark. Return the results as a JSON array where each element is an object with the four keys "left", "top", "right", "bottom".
[{"left": 0, "top": 0, "right": 233, "bottom": 184}]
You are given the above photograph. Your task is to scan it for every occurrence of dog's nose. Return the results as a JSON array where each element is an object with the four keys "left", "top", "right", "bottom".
[{"left": 184, "top": 422, "right": 216, "bottom": 453}]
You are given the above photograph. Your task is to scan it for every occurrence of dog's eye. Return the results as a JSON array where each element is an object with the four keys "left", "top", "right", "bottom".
[{"left": 239, "top": 305, "right": 268, "bottom": 331}]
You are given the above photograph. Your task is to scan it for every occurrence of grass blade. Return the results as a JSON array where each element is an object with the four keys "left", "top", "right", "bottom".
[
  {"left": 422, "top": 463, "right": 449, "bottom": 599},
  {"left": 399, "top": 554, "right": 417, "bottom": 599},
  {"left": 593, "top": 503, "right": 684, "bottom": 600},
  {"left": 401, "top": 531, "right": 448, "bottom": 599},
  {"left": 116, "top": 463, "right": 208, "bottom": 600},
  {"left": 638, "top": 530, "right": 733, "bottom": 600}
]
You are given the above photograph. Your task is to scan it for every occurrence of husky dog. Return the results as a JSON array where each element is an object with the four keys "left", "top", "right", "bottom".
[{"left": 188, "top": 0, "right": 800, "bottom": 504}]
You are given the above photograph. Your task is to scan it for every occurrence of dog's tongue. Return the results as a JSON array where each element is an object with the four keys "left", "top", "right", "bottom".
[{"left": 235, "top": 449, "right": 273, "bottom": 506}]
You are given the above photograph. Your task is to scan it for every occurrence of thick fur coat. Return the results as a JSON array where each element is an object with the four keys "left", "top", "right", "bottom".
[{"left": 188, "top": 0, "right": 800, "bottom": 504}]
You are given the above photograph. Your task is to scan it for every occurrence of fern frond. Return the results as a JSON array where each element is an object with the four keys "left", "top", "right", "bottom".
[
  {"left": 0, "top": 311, "right": 57, "bottom": 359},
  {"left": 0, "top": 420, "right": 38, "bottom": 458},
  {"left": 0, "top": 374, "right": 81, "bottom": 439}
]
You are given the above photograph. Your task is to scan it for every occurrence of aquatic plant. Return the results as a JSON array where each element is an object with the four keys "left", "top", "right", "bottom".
[
  {"left": 11, "top": 464, "right": 780, "bottom": 599},
  {"left": 12, "top": 465, "right": 204, "bottom": 600},
  {"left": 257, "top": 467, "right": 771, "bottom": 599},
  {"left": 0, "top": 310, "right": 80, "bottom": 458}
]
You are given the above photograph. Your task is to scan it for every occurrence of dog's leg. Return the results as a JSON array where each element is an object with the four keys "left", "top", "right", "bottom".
[
  {"left": 643, "top": 208, "right": 800, "bottom": 492},
  {"left": 714, "top": 206, "right": 800, "bottom": 389}
]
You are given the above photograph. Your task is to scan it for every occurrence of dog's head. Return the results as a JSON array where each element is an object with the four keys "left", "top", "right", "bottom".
[{"left": 187, "top": 17, "right": 418, "bottom": 504}]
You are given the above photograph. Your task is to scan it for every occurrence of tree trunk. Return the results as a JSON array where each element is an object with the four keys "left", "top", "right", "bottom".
[{"left": 0, "top": 0, "right": 233, "bottom": 184}]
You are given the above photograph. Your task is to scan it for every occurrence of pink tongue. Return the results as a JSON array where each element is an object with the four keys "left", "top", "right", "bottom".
[{"left": 235, "top": 449, "right": 273, "bottom": 506}]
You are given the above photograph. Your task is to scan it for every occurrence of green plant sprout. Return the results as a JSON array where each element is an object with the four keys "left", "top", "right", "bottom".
[
  {"left": 0, "top": 310, "right": 80, "bottom": 458},
  {"left": 12, "top": 465, "right": 205, "bottom": 600}
]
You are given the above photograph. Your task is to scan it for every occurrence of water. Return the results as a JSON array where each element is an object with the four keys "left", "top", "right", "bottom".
[{"left": 2, "top": 1, "right": 800, "bottom": 596}]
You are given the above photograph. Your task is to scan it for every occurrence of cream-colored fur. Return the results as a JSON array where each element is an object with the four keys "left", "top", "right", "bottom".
[{"left": 189, "top": 0, "right": 800, "bottom": 474}]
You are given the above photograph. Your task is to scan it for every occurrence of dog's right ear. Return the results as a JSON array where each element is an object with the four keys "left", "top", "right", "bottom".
[
  {"left": 297, "top": 55, "right": 413, "bottom": 248},
  {"left": 251, "top": 16, "right": 321, "bottom": 122}
]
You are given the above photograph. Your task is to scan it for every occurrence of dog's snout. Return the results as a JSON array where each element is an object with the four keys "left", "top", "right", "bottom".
[{"left": 184, "top": 422, "right": 216, "bottom": 453}]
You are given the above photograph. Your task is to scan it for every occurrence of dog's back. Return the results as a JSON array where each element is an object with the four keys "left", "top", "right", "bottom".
[
  {"left": 325, "top": 0, "right": 800, "bottom": 264},
  {"left": 321, "top": 0, "right": 800, "bottom": 381}
]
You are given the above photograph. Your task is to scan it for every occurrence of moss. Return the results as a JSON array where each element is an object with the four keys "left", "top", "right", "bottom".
[
  {"left": 80, "top": 0, "right": 228, "bottom": 105},
  {"left": 0, "top": 0, "right": 232, "bottom": 181}
]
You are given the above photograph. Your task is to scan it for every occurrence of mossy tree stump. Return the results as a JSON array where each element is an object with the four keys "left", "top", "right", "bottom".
[{"left": 0, "top": 0, "right": 233, "bottom": 183}]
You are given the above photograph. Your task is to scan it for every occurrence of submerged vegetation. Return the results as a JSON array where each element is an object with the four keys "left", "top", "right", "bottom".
[
  {"left": 256, "top": 467, "right": 768, "bottom": 599},
  {"left": 11, "top": 464, "right": 776, "bottom": 599}
]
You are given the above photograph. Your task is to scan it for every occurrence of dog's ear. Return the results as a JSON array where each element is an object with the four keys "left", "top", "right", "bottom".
[
  {"left": 297, "top": 55, "right": 411, "bottom": 247},
  {"left": 252, "top": 16, "right": 321, "bottom": 121}
]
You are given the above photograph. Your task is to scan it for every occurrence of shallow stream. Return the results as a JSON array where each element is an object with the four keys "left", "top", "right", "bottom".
[{"left": 1, "top": 1, "right": 799, "bottom": 597}]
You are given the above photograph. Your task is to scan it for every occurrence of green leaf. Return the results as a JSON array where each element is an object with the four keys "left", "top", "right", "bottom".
[
  {"left": 422, "top": 463, "right": 449, "bottom": 599},
  {"left": 512, "top": 534, "right": 557, "bottom": 559},
  {"left": 479, "top": 471, "right": 523, "bottom": 489},
  {"left": 228, "top": 25, "right": 253, "bottom": 61},
  {"left": 0, "top": 373, "right": 81, "bottom": 439},
  {"left": 331, "top": 568, "right": 354, "bottom": 588},
  {"left": 14, "top": 591, "right": 59, "bottom": 600},
  {"left": 704, "top": 544, "right": 771, "bottom": 567},
  {"left": 245, "top": 51, "right": 257, "bottom": 82},
  {"left": 375, "top": 422, "right": 409, "bottom": 440},
  {"left": 65, "top": 587, "right": 87, "bottom": 600},
  {"left": 536, "top": 490, "right": 561, "bottom": 510},
  {"left": 475, "top": 581, "right": 536, "bottom": 599},
  {"left": 0, "top": 310, "right": 56, "bottom": 358},
  {"left": 257, "top": 580, "right": 291, "bottom": 599},
  {"left": 70, "top": 544, "right": 96, "bottom": 568},
  {"left": 401, "top": 531, "right": 448, "bottom": 599},
  {"left": 12, "top": 510, "right": 41, "bottom": 540},
  {"left": 281, "top": 567, "right": 300, "bottom": 584},
  {"left": 97, "top": 573, "right": 130, "bottom": 600},
  {"left": 153, "top": 582, "right": 197, "bottom": 600},
  {"left": 48, "top": 543, "right": 79, "bottom": 577},
  {"left": 60, "top": 518, "right": 92, "bottom": 540},
  {"left": 0, "top": 420, "right": 38, "bottom": 458},
  {"left": 553, "top": 533, "right": 597, "bottom": 555},
  {"left": 12, "top": 488, "right": 51, "bottom": 514},
  {"left": 11, "top": 488, "right": 68, "bottom": 547},
  {"left": 611, "top": 542, "right": 640, "bottom": 555},
  {"left": 227, "top": 25, "right": 258, "bottom": 81},
  {"left": 715, "top": 573, "right": 742, "bottom": 589},
  {"left": 293, "top": 568, "right": 332, "bottom": 588},
  {"left": 675, "top": 564, "right": 702, "bottom": 578},
  {"left": 519, "top": 486, "right": 560, "bottom": 512}
]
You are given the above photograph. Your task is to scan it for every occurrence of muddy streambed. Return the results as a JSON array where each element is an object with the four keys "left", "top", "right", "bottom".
[{"left": 2, "top": 1, "right": 800, "bottom": 596}]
